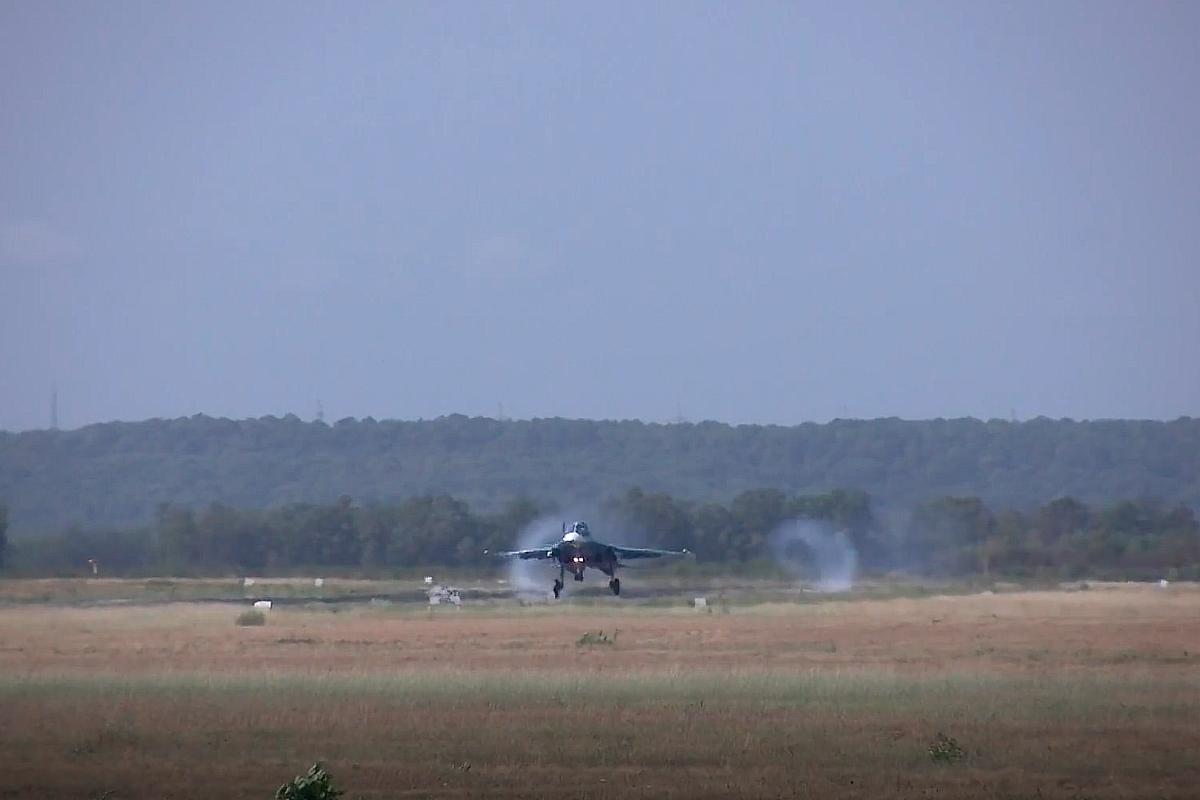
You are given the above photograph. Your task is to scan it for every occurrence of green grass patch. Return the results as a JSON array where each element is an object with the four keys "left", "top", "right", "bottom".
[
  {"left": 3, "top": 671, "right": 1198, "bottom": 799},
  {"left": 235, "top": 609, "right": 266, "bottom": 626},
  {"left": 2, "top": 671, "right": 1194, "bottom": 722}
]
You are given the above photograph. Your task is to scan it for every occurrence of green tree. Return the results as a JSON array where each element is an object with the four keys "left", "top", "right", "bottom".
[
  {"left": 905, "top": 496, "right": 996, "bottom": 575},
  {"left": 478, "top": 496, "right": 548, "bottom": 557},
  {"left": 604, "top": 487, "right": 695, "bottom": 553},
  {"left": 4, "top": 415, "right": 1197, "bottom": 536},
  {"left": 387, "top": 494, "right": 476, "bottom": 566},
  {"left": 9, "top": 483, "right": 1200, "bottom": 579},
  {"left": 1032, "top": 496, "right": 1090, "bottom": 548},
  {"left": 309, "top": 494, "right": 360, "bottom": 566},
  {"left": 358, "top": 504, "right": 399, "bottom": 569},
  {"left": 155, "top": 502, "right": 199, "bottom": 572},
  {"left": 786, "top": 489, "right": 886, "bottom": 568},
  {"left": 984, "top": 509, "right": 1036, "bottom": 575},
  {"left": 0, "top": 503, "right": 8, "bottom": 570},
  {"left": 693, "top": 501, "right": 736, "bottom": 561},
  {"left": 729, "top": 489, "right": 788, "bottom": 561}
]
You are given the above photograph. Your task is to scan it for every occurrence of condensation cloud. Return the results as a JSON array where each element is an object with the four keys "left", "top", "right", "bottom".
[
  {"left": 767, "top": 519, "right": 858, "bottom": 592},
  {"left": 506, "top": 515, "right": 567, "bottom": 600}
]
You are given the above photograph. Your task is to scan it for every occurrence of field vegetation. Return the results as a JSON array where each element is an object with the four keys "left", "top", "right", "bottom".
[{"left": 1, "top": 582, "right": 1197, "bottom": 798}]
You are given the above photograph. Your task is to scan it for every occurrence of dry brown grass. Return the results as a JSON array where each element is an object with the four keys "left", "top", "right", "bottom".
[
  {"left": 0, "top": 583, "right": 1197, "bottom": 798},
  {"left": 3, "top": 584, "right": 1196, "bottom": 677}
]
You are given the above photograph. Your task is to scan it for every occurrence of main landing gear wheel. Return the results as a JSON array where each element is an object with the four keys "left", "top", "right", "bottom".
[
  {"left": 609, "top": 578, "right": 621, "bottom": 596},
  {"left": 552, "top": 579, "right": 564, "bottom": 599},
  {"left": 573, "top": 572, "right": 585, "bottom": 582}
]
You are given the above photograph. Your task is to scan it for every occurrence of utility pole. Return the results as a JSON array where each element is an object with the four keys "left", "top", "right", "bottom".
[{"left": 50, "top": 383, "right": 59, "bottom": 430}]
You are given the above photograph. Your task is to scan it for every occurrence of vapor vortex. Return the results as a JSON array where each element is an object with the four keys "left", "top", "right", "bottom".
[
  {"left": 767, "top": 519, "right": 858, "bottom": 592},
  {"left": 506, "top": 516, "right": 565, "bottom": 600}
]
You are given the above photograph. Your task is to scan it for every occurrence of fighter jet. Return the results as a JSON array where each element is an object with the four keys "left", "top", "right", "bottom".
[{"left": 488, "top": 520, "right": 692, "bottom": 598}]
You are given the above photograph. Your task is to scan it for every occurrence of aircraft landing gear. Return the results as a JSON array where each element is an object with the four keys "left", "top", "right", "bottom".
[
  {"left": 609, "top": 578, "right": 621, "bottom": 596},
  {"left": 573, "top": 571, "right": 585, "bottom": 582},
  {"left": 552, "top": 579, "right": 563, "bottom": 599}
]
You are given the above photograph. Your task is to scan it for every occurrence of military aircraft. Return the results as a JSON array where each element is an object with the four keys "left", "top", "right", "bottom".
[{"left": 488, "top": 520, "right": 692, "bottom": 598}]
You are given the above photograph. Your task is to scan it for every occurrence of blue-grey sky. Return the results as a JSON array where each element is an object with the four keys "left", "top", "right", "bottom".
[{"left": 2, "top": 1, "right": 1197, "bottom": 431}]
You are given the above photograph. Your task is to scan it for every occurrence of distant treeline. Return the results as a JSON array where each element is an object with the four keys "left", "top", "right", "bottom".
[
  {"left": 1, "top": 414, "right": 1198, "bottom": 535},
  {"left": 4, "top": 488, "right": 1198, "bottom": 582}
]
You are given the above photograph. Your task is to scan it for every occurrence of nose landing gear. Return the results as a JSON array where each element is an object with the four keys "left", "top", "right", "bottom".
[
  {"left": 552, "top": 579, "right": 563, "bottom": 599},
  {"left": 608, "top": 578, "right": 621, "bottom": 596}
]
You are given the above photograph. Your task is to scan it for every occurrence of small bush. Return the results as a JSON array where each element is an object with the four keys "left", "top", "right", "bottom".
[
  {"left": 928, "top": 732, "right": 965, "bottom": 763},
  {"left": 236, "top": 609, "right": 265, "bottom": 626},
  {"left": 275, "top": 763, "right": 344, "bottom": 800},
  {"left": 577, "top": 629, "right": 618, "bottom": 647}
]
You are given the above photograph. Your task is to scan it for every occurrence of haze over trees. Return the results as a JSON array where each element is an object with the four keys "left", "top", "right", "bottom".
[
  {"left": 5, "top": 487, "right": 1198, "bottom": 582},
  {"left": 2, "top": 414, "right": 1197, "bottom": 580},
  {"left": 1, "top": 414, "right": 1197, "bottom": 537},
  {"left": 0, "top": 503, "right": 8, "bottom": 570}
]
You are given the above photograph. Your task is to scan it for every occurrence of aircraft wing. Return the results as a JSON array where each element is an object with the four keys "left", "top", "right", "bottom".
[
  {"left": 489, "top": 545, "right": 560, "bottom": 560},
  {"left": 610, "top": 545, "right": 692, "bottom": 561}
]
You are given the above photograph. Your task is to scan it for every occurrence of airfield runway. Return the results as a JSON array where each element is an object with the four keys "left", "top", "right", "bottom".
[{"left": 1, "top": 580, "right": 1197, "bottom": 799}]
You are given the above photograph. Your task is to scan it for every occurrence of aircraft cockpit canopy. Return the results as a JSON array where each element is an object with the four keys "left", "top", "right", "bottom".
[{"left": 569, "top": 521, "right": 590, "bottom": 537}]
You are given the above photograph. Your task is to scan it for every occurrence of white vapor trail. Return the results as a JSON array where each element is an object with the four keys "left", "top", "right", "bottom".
[
  {"left": 767, "top": 519, "right": 858, "bottom": 592},
  {"left": 506, "top": 515, "right": 566, "bottom": 600}
]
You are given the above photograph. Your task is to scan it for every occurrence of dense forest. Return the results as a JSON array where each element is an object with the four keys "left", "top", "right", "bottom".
[
  {"left": 3, "top": 488, "right": 1197, "bottom": 581},
  {"left": 1, "top": 414, "right": 1197, "bottom": 537}
]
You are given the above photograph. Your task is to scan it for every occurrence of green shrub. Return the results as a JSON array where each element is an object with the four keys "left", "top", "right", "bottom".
[
  {"left": 236, "top": 609, "right": 265, "bottom": 626},
  {"left": 928, "top": 732, "right": 965, "bottom": 763},
  {"left": 275, "top": 763, "right": 344, "bottom": 800},
  {"left": 576, "top": 629, "right": 618, "bottom": 647}
]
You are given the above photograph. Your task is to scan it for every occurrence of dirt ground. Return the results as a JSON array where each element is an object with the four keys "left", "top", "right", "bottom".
[
  {"left": 1, "top": 582, "right": 1198, "bottom": 799},
  {"left": 1, "top": 583, "right": 1197, "bottom": 677}
]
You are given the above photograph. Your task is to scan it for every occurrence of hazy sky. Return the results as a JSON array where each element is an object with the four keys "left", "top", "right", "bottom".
[{"left": 2, "top": 2, "right": 1197, "bottom": 431}]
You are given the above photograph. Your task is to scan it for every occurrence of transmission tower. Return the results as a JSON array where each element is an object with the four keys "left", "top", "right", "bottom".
[{"left": 316, "top": 400, "right": 325, "bottom": 423}]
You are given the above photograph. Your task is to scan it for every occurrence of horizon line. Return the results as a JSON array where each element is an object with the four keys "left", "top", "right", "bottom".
[{"left": 3, "top": 410, "right": 1196, "bottom": 434}]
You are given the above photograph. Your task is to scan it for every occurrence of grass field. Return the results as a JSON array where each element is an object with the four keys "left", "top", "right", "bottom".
[{"left": 1, "top": 580, "right": 1197, "bottom": 798}]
